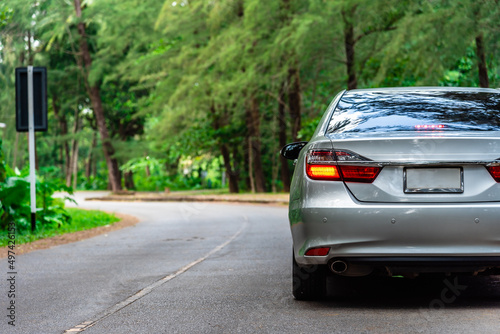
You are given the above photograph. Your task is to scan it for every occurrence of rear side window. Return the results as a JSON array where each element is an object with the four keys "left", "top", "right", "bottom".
[{"left": 327, "top": 90, "right": 500, "bottom": 134}]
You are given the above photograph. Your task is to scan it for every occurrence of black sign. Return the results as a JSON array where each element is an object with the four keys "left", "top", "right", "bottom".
[{"left": 15, "top": 67, "right": 48, "bottom": 132}]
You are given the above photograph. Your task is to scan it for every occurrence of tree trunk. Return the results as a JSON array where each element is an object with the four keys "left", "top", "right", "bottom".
[
  {"left": 85, "top": 131, "right": 97, "bottom": 181},
  {"left": 13, "top": 132, "right": 19, "bottom": 169},
  {"left": 71, "top": 140, "right": 79, "bottom": 190},
  {"left": 145, "top": 159, "right": 151, "bottom": 177},
  {"left": 247, "top": 139, "right": 255, "bottom": 193},
  {"left": 165, "top": 157, "right": 180, "bottom": 178},
  {"left": 66, "top": 108, "right": 80, "bottom": 187},
  {"left": 220, "top": 144, "right": 239, "bottom": 193},
  {"left": 88, "top": 77, "right": 121, "bottom": 191},
  {"left": 288, "top": 67, "right": 302, "bottom": 142},
  {"left": 124, "top": 171, "right": 135, "bottom": 190},
  {"left": 475, "top": 33, "right": 489, "bottom": 88},
  {"left": 231, "top": 146, "right": 241, "bottom": 190},
  {"left": 278, "top": 82, "right": 290, "bottom": 192},
  {"left": 342, "top": 6, "right": 357, "bottom": 90},
  {"left": 73, "top": 0, "right": 122, "bottom": 191},
  {"left": 243, "top": 136, "right": 251, "bottom": 190},
  {"left": 246, "top": 97, "right": 266, "bottom": 192},
  {"left": 209, "top": 104, "right": 239, "bottom": 193},
  {"left": 27, "top": 30, "right": 33, "bottom": 65},
  {"left": 52, "top": 95, "right": 71, "bottom": 180},
  {"left": 271, "top": 150, "right": 279, "bottom": 193}
]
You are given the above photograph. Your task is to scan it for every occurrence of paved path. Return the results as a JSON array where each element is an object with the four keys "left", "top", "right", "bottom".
[{"left": 1, "top": 197, "right": 500, "bottom": 333}]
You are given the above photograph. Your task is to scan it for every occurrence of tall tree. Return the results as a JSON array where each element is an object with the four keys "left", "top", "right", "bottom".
[
  {"left": 72, "top": 0, "right": 121, "bottom": 191},
  {"left": 375, "top": 0, "right": 499, "bottom": 87}
]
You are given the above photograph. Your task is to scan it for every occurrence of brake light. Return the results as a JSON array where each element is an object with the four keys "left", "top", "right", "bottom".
[
  {"left": 305, "top": 247, "right": 330, "bottom": 256},
  {"left": 306, "top": 150, "right": 341, "bottom": 181},
  {"left": 306, "top": 149, "right": 381, "bottom": 183},
  {"left": 487, "top": 166, "right": 500, "bottom": 182},
  {"left": 340, "top": 166, "right": 381, "bottom": 183},
  {"left": 414, "top": 124, "right": 446, "bottom": 130}
]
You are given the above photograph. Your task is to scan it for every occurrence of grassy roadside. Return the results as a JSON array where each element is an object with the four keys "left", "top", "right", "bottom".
[{"left": 0, "top": 208, "right": 120, "bottom": 247}]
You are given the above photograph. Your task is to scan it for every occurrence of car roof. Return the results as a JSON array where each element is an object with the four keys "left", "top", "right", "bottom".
[{"left": 346, "top": 86, "right": 500, "bottom": 94}]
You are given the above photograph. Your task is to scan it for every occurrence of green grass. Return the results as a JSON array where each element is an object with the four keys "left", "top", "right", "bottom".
[{"left": 0, "top": 208, "right": 120, "bottom": 247}]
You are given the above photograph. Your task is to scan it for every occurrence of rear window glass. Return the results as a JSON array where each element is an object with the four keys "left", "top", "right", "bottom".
[{"left": 327, "top": 90, "right": 500, "bottom": 134}]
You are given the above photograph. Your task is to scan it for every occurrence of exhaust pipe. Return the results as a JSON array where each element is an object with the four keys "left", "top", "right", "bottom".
[{"left": 330, "top": 260, "right": 348, "bottom": 274}]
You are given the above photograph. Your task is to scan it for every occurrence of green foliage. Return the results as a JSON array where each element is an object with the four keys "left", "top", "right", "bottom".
[
  {"left": 121, "top": 156, "right": 168, "bottom": 191},
  {"left": 0, "top": 4, "right": 12, "bottom": 29},
  {"left": 297, "top": 116, "right": 322, "bottom": 141},
  {"left": 0, "top": 163, "right": 74, "bottom": 234},
  {"left": 36, "top": 174, "right": 74, "bottom": 229},
  {"left": 80, "top": 175, "right": 109, "bottom": 191},
  {"left": 440, "top": 46, "right": 478, "bottom": 87},
  {"left": 61, "top": 208, "right": 119, "bottom": 232},
  {"left": 100, "top": 82, "right": 145, "bottom": 140},
  {"left": 0, "top": 140, "right": 6, "bottom": 183},
  {"left": 121, "top": 155, "right": 222, "bottom": 191},
  {"left": 2, "top": 0, "right": 500, "bottom": 197},
  {"left": 0, "top": 208, "right": 119, "bottom": 247},
  {"left": 374, "top": 0, "right": 500, "bottom": 87},
  {"left": 0, "top": 174, "right": 30, "bottom": 231}
]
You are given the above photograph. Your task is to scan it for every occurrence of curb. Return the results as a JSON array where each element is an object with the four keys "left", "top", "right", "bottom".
[{"left": 86, "top": 196, "right": 289, "bottom": 205}]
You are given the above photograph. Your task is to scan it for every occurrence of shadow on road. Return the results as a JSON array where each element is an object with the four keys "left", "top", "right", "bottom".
[{"left": 313, "top": 274, "right": 500, "bottom": 310}]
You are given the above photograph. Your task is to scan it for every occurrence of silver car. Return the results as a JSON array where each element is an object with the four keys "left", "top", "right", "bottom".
[{"left": 281, "top": 87, "right": 500, "bottom": 300}]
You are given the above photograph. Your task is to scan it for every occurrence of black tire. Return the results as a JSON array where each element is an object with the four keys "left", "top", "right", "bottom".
[{"left": 292, "top": 252, "right": 327, "bottom": 300}]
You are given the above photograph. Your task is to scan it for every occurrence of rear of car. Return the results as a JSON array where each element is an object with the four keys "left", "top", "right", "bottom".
[{"left": 284, "top": 87, "right": 500, "bottom": 299}]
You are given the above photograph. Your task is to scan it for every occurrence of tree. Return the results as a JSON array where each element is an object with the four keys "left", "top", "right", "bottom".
[
  {"left": 152, "top": 0, "right": 248, "bottom": 192},
  {"left": 375, "top": 0, "right": 500, "bottom": 87},
  {"left": 2, "top": 0, "right": 499, "bottom": 195},
  {"left": 70, "top": 0, "right": 121, "bottom": 191}
]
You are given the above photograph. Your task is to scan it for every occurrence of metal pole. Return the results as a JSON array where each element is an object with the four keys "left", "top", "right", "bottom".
[{"left": 28, "top": 66, "right": 36, "bottom": 232}]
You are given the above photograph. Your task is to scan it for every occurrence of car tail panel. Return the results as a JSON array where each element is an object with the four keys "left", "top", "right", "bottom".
[{"left": 329, "top": 136, "right": 500, "bottom": 203}]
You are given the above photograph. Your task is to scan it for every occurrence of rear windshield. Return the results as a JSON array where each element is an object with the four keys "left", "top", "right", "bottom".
[{"left": 327, "top": 90, "right": 500, "bottom": 134}]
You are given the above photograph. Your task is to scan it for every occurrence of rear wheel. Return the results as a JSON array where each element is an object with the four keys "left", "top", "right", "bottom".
[{"left": 292, "top": 253, "right": 327, "bottom": 300}]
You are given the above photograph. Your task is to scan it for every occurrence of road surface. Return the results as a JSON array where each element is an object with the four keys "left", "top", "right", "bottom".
[{"left": 2, "top": 195, "right": 500, "bottom": 333}]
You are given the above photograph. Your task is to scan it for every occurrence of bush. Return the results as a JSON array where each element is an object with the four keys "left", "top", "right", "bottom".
[{"left": 0, "top": 139, "right": 73, "bottom": 234}]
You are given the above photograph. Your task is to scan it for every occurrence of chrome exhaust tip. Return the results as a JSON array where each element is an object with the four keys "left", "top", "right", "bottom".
[{"left": 330, "top": 260, "right": 348, "bottom": 274}]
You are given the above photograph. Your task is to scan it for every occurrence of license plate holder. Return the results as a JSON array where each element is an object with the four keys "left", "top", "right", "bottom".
[{"left": 404, "top": 167, "right": 463, "bottom": 193}]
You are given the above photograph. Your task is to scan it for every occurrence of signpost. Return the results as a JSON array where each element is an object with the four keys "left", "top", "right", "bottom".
[{"left": 15, "top": 66, "right": 48, "bottom": 232}]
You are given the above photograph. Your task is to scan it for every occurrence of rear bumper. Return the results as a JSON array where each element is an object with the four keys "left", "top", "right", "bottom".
[
  {"left": 326, "top": 256, "right": 500, "bottom": 276},
  {"left": 290, "top": 191, "right": 500, "bottom": 270}
]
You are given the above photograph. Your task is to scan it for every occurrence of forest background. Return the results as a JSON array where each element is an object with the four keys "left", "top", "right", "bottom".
[{"left": 0, "top": 0, "right": 499, "bottom": 196}]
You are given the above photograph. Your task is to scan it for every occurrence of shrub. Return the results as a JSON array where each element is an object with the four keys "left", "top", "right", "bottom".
[{"left": 0, "top": 139, "right": 73, "bottom": 233}]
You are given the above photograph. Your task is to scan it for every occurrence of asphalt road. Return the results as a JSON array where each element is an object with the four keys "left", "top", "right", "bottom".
[{"left": 2, "top": 194, "right": 500, "bottom": 333}]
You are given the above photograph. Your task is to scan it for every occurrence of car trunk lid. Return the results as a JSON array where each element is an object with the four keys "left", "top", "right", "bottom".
[{"left": 330, "top": 134, "right": 500, "bottom": 203}]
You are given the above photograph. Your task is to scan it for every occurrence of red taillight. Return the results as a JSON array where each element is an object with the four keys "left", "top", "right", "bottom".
[
  {"left": 306, "top": 164, "right": 341, "bottom": 180},
  {"left": 306, "top": 150, "right": 341, "bottom": 181},
  {"left": 414, "top": 124, "right": 446, "bottom": 130},
  {"left": 306, "top": 149, "right": 381, "bottom": 183},
  {"left": 487, "top": 166, "right": 500, "bottom": 182},
  {"left": 305, "top": 247, "right": 330, "bottom": 256},
  {"left": 340, "top": 166, "right": 382, "bottom": 183}
]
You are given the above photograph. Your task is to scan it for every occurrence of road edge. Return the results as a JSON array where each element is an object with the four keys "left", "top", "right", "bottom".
[{"left": 0, "top": 212, "right": 140, "bottom": 259}]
